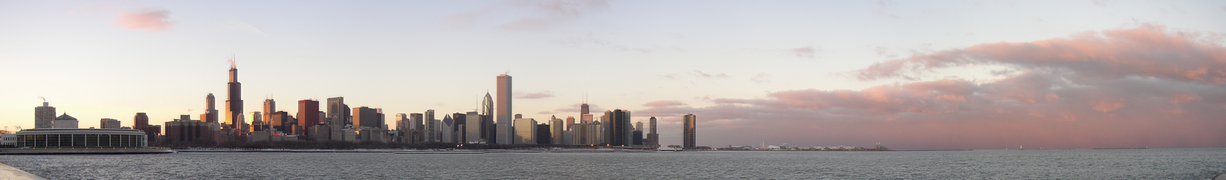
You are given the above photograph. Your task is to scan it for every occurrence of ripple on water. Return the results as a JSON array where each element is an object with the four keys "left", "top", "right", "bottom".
[{"left": 0, "top": 148, "right": 1223, "bottom": 179}]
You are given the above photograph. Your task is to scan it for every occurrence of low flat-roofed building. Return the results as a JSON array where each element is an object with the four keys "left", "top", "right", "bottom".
[{"left": 14, "top": 128, "right": 147, "bottom": 148}]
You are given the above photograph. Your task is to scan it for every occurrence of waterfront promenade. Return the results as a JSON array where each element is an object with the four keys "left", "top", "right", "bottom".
[{"left": 0, "top": 162, "right": 44, "bottom": 180}]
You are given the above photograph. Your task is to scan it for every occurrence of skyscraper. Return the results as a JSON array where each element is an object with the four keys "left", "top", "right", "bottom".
[
  {"left": 134, "top": 113, "right": 149, "bottom": 132},
  {"left": 602, "top": 110, "right": 631, "bottom": 146},
  {"left": 514, "top": 118, "right": 535, "bottom": 144},
  {"left": 452, "top": 113, "right": 466, "bottom": 140},
  {"left": 683, "top": 114, "right": 696, "bottom": 149},
  {"left": 35, "top": 101, "right": 55, "bottom": 129},
  {"left": 353, "top": 107, "right": 379, "bottom": 129},
  {"left": 297, "top": 99, "right": 320, "bottom": 133},
  {"left": 580, "top": 103, "right": 589, "bottom": 115},
  {"left": 204, "top": 94, "right": 218, "bottom": 123},
  {"left": 425, "top": 109, "right": 435, "bottom": 142},
  {"left": 648, "top": 116, "right": 658, "bottom": 148},
  {"left": 225, "top": 61, "right": 244, "bottom": 130},
  {"left": 565, "top": 116, "right": 575, "bottom": 131},
  {"left": 496, "top": 74, "right": 513, "bottom": 145},
  {"left": 551, "top": 117, "right": 563, "bottom": 145},
  {"left": 482, "top": 93, "right": 494, "bottom": 144},
  {"left": 464, "top": 111, "right": 482, "bottom": 144},
  {"left": 263, "top": 99, "right": 275, "bottom": 125},
  {"left": 410, "top": 113, "right": 424, "bottom": 143},
  {"left": 326, "top": 97, "right": 345, "bottom": 126}
]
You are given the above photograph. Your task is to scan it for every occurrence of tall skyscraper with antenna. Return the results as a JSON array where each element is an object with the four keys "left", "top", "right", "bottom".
[{"left": 225, "top": 57, "right": 244, "bottom": 130}]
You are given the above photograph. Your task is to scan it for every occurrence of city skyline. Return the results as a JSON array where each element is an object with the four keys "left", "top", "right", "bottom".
[{"left": 2, "top": 1, "right": 1226, "bottom": 149}]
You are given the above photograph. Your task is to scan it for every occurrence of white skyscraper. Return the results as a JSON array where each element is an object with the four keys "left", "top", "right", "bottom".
[{"left": 496, "top": 74, "right": 513, "bottom": 145}]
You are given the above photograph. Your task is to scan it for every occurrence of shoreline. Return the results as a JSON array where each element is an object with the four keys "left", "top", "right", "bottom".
[
  {"left": 0, "top": 148, "right": 175, "bottom": 155},
  {"left": 0, "top": 162, "right": 44, "bottom": 180}
]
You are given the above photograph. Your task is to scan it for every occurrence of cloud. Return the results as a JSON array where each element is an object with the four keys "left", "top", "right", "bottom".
[
  {"left": 853, "top": 24, "right": 1226, "bottom": 83},
  {"left": 447, "top": 0, "right": 611, "bottom": 32},
  {"left": 790, "top": 46, "right": 820, "bottom": 58},
  {"left": 515, "top": 91, "right": 556, "bottom": 99},
  {"left": 692, "top": 70, "right": 729, "bottom": 78},
  {"left": 112, "top": 8, "right": 174, "bottom": 32},
  {"left": 750, "top": 73, "right": 770, "bottom": 83},
  {"left": 1091, "top": 0, "right": 1115, "bottom": 7},
  {"left": 657, "top": 73, "right": 680, "bottom": 80},
  {"left": 637, "top": 25, "right": 1226, "bottom": 149},
  {"left": 642, "top": 100, "right": 687, "bottom": 107}
]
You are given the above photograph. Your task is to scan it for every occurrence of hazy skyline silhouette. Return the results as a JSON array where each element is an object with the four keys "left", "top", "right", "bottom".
[{"left": 2, "top": 1, "right": 1225, "bottom": 149}]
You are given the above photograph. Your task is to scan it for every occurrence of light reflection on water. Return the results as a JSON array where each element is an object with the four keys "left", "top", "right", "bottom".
[{"left": 1, "top": 148, "right": 1224, "bottom": 179}]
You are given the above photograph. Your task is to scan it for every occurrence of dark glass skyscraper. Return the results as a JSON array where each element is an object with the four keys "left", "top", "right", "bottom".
[
  {"left": 603, "top": 109, "right": 630, "bottom": 146},
  {"left": 225, "top": 62, "right": 244, "bottom": 130},
  {"left": 683, "top": 114, "right": 696, "bottom": 149}
]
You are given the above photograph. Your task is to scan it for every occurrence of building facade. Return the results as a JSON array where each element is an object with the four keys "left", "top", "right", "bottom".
[
  {"left": 496, "top": 74, "right": 513, "bottom": 145},
  {"left": 683, "top": 114, "right": 696, "bottom": 149},
  {"left": 35, "top": 102, "right": 55, "bottom": 129}
]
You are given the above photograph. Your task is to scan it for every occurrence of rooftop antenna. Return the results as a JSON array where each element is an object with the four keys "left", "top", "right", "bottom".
[{"left": 228, "top": 55, "right": 236, "bottom": 68}]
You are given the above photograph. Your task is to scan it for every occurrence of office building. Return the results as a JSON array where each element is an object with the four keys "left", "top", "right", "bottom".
[
  {"left": 298, "top": 99, "right": 320, "bottom": 133},
  {"left": 602, "top": 110, "right": 632, "bottom": 146},
  {"left": 425, "top": 109, "right": 435, "bottom": 142},
  {"left": 536, "top": 124, "right": 550, "bottom": 144},
  {"left": 684, "top": 114, "right": 696, "bottom": 149},
  {"left": 452, "top": 112, "right": 466, "bottom": 141},
  {"left": 632, "top": 130, "right": 643, "bottom": 145},
  {"left": 270, "top": 111, "right": 292, "bottom": 133},
  {"left": 263, "top": 99, "right": 275, "bottom": 126},
  {"left": 565, "top": 116, "right": 575, "bottom": 131},
  {"left": 164, "top": 115, "right": 215, "bottom": 143},
  {"left": 326, "top": 97, "right": 347, "bottom": 126},
  {"left": 479, "top": 93, "right": 492, "bottom": 143},
  {"left": 203, "top": 94, "right": 219, "bottom": 123},
  {"left": 464, "top": 111, "right": 482, "bottom": 144},
  {"left": 441, "top": 115, "right": 454, "bottom": 143},
  {"left": 353, "top": 107, "right": 380, "bottom": 129},
  {"left": 101, "top": 118, "right": 121, "bottom": 129},
  {"left": 551, "top": 117, "right": 563, "bottom": 145},
  {"left": 513, "top": 118, "right": 535, "bottom": 144},
  {"left": 134, "top": 112, "right": 158, "bottom": 140},
  {"left": 225, "top": 62, "right": 244, "bottom": 130},
  {"left": 35, "top": 101, "right": 55, "bottom": 129},
  {"left": 648, "top": 116, "right": 658, "bottom": 148},
  {"left": 496, "top": 74, "right": 513, "bottom": 145}
]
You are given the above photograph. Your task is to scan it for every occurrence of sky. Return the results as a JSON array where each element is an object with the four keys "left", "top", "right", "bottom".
[{"left": 1, "top": 0, "right": 1224, "bottom": 150}]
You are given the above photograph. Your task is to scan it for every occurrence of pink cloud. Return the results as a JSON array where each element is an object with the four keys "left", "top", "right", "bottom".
[
  {"left": 854, "top": 25, "right": 1226, "bottom": 83},
  {"left": 636, "top": 26, "right": 1226, "bottom": 149},
  {"left": 112, "top": 8, "right": 173, "bottom": 32},
  {"left": 1171, "top": 94, "right": 1203, "bottom": 103},
  {"left": 790, "top": 46, "right": 819, "bottom": 58},
  {"left": 642, "top": 100, "right": 687, "bottom": 107},
  {"left": 514, "top": 91, "right": 556, "bottom": 99}
]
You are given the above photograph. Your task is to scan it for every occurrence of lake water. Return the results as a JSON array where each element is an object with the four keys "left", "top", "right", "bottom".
[{"left": 1, "top": 148, "right": 1224, "bottom": 179}]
